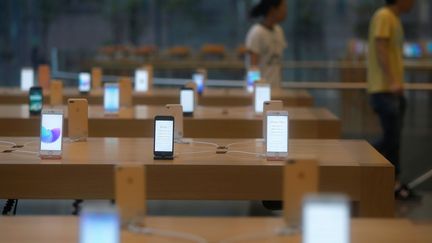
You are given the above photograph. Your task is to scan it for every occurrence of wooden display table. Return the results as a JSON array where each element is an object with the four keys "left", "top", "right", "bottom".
[
  {"left": 0, "top": 88, "right": 313, "bottom": 107},
  {"left": 0, "top": 137, "right": 393, "bottom": 217},
  {"left": 0, "top": 105, "right": 340, "bottom": 139},
  {"left": 0, "top": 216, "right": 429, "bottom": 243}
]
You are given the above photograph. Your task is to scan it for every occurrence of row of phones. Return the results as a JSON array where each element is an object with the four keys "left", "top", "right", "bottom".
[{"left": 78, "top": 194, "right": 349, "bottom": 243}]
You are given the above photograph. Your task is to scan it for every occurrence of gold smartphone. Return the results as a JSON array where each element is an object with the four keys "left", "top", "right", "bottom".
[
  {"left": 50, "top": 80, "right": 63, "bottom": 106},
  {"left": 68, "top": 98, "right": 88, "bottom": 141}
]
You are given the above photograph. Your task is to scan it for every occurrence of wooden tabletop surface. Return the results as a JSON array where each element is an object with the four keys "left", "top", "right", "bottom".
[
  {"left": 0, "top": 137, "right": 394, "bottom": 217},
  {"left": 0, "top": 216, "right": 429, "bottom": 243}
]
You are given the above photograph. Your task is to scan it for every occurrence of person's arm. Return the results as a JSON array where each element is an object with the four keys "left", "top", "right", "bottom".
[
  {"left": 375, "top": 38, "right": 403, "bottom": 94},
  {"left": 247, "top": 51, "right": 260, "bottom": 67}
]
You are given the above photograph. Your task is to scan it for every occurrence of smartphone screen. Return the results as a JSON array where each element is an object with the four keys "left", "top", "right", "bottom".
[
  {"left": 134, "top": 69, "right": 149, "bottom": 92},
  {"left": 427, "top": 42, "right": 432, "bottom": 55},
  {"left": 193, "top": 73, "right": 205, "bottom": 94},
  {"left": 40, "top": 112, "right": 63, "bottom": 152},
  {"left": 404, "top": 43, "right": 422, "bottom": 58},
  {"left": 266, "top": 113, "right": 288, "bottom": 154},
  {"left": 154, "top": 117, "right": 174, "bottom": 156},
  {"left": 29, "top": 87, "right": 43, "bottom": 115},
  {"left": 180, "top": 89, "right": 194, "bottom": 114},
  {"left": 246, "top": 70, "right": 261, "bottom": 93},
  {"left": 254, "top": 84, "right": 271, "bottom": 113},
  {"left": 80, "top": 206, "right": 120, "bottom": 243},
  {"left": 302, "top": 196, "right": 350, "bottom": 243},
  {"left": 21, "top": 68, "right": 34, "bottom": 91},
  {"left": 104, "top": 83, "right": 120, "bottom": 113},
  {"left": 79, "top": 72, "right": 91, "bottom": 93}
]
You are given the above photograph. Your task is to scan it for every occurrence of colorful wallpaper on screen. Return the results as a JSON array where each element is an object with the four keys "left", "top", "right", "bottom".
[{"left": 41, "top": 127, "right": 61, "bottom": 143}]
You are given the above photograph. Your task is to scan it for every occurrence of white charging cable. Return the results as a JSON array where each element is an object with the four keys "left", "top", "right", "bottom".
[
  {"left": 0, "top": 140, "right": 17, "bottom": 146},
  {"left": 128, "top": 222, "right": 208, "bottom": 243}
]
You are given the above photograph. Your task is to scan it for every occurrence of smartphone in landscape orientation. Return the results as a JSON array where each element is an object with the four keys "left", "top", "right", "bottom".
[
  {"left": 302, "top": 195, "right": 350, "bottom": 243},
  {"left": 79, "top": 72, "right": 91, "bottom": 93},
  {"left": 180, "top": 88, "right": 195, "bottom": 117},
  {"left": 39, "top": 109, "right": 64, "bottom": 159},
  {"left": 254, "top": 83, "right": 271, "bottom": 114},
  {"left": 104, "top": 83, "right": 120, "bottom": 115},
  {"left": 20, "top": 68, "right": 34, "bottom": 91},
  {"left": 80, "top": 205, "right": 120, "bottom": 243},
  {"left": 153, "top": 116, "right": 175, "bottom": 160},
  {"left": 266, "top": 110, "right": 289, "bottom": 160},
  {"left": 68, "top": 98, "right": 88, "bottom": 141},
  {"left": 29, "top": 86, "right": 43, "bottom": 116}
]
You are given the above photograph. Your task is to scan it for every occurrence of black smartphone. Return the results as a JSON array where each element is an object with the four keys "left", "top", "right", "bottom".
[
  {"left": 153, "top": 116, "right": 175, "bottom": 160},
  {"left": 180, "top": 87, "right": 194, "bottom": 117},
  {"left": 29, "top": 86, "right": 43, "bottom": 116}
]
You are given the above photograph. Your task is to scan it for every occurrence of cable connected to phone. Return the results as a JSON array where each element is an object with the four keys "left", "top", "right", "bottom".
[
  {"left": 175, "top": 150, "right": 215, "bottom": 157},
  {"left": 187, "top": 140, "right": 220, "bottom": 148},
  {"left": 225, "top": 140, "right": 260, "bottom": 149},
  {"left": 12, "top": 150, "right": 39, "bottom": 155},
  {"left": 0, "top": 140, "right": 17, "bottom": 146},
  {"left": 127, "top": 220, "right": 208, "bottom": 243},
  {"left": 227, "top": 150, "right": 265, "bottom": 157}
]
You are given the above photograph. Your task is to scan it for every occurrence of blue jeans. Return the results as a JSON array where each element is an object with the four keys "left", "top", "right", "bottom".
[{"left": 369, "top": 93, "right": 406, "bottom": 178}]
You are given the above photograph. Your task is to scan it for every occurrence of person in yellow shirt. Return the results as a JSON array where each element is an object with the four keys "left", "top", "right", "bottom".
[{"left": 367, "top": 0, "right": 415, "bottom": 200}]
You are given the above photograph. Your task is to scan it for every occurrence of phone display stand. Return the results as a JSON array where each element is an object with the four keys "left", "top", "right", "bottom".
[{"left": 153, "top": 155, "right": 174, "bottom": 160}]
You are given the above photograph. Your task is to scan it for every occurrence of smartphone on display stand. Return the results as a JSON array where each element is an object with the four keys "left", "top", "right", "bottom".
[
  {"left": 263, "top": 100, "right": 284, "bottom": 141},
  {"left": 39, "top": 109, "right": 64, "bottom": 159},
  {"left": 266, "top": 111, "right": 289, "bottom": 160},
  {"left": 302, "top": 195, "right": 350, "bottom": 243},
  {"left": 29, "top": 86, "right": 43, "bottom": 116},
  {"left": 180, "top": 88, "right": 195, "bottom": 117},
  {"left": 68, "top": 98, "right": 89, "bottom": 141},
  {"left": 134, "top": 68, "right": 149, "bottom": 92},
  {"left": 80, "top": 205, "right": 120, "bottom": 243},
  {"left": 246, "top": 68, "right": 261, "bottom": 93},
  {"left": 153, "top": 116, "right": 175, "bottom": 160},
  {"left": 79, "top": 72, "right": 91, "bottom": 93},
  {"left": 21, "top": 68, "right": 34, "bottom": 91},
  {"left": 165, "top": 104, "right": 184, "bottom": 141},
  {"left": 254, "top": 83, "right": 271, "bottom": 114},
  {"left": 104, "top": 83, "right": 120, "bottom": 115},
  {"left": 193, "top": 69, "right": 206, "bottom": 95}
]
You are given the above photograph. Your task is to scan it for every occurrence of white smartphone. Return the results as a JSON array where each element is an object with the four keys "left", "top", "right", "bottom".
[
  {"left": 263, "top": 100, "right": 284, "bottom": 140},
  {"left": 266, "top": 111, "right": 289, "bottom": 160},
  {"left": 153, "top": 116, "right": 175, "bottom": 160},
  {"left": 302, "top": 195, "right": 350, "bottom": 243},
  {"left": 80, "top": 205, "right": 120, "bottom": 243},
  {"left": 246, "top": 68, "right": 261, "bottom": 93},
  {"left": 165, "top": 104, "right": 184, "bottom": 139},
  {"left": 193, "top": 69, "right": 206, "bottom": 95},
  {"left": 79, "top": 72, "right": 91, "bottom": 93},
  {"left": 20, "top": 68, "right": 34, "bottom": 91},
  {"left": 68, "top": 98, "right": 88, "bottom": 141},
  {"left": 134, "top": 68, "right": 150, "bottom": 92},
  {"left": 180, "top": 88, "right": 195, "bottom": 117},
  {"left": 39, "top": 109, "right": 64, "bottom": 159},
  {"left": 104, "top": 83, "right": 120, "bottom": 115},
  {"left": 254, "top": 83, "right": 271, "bottom": 113}
]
